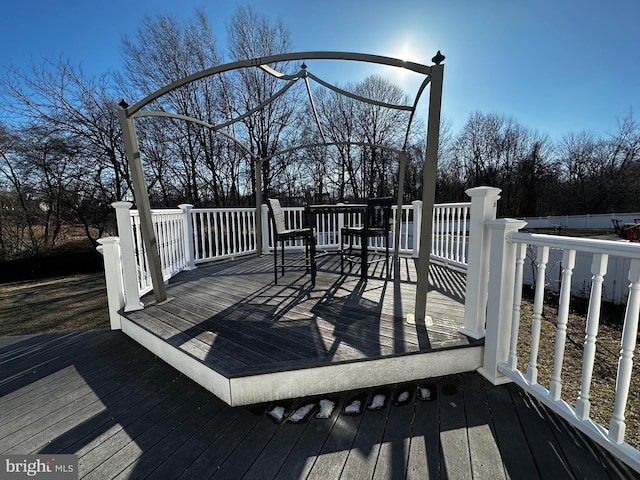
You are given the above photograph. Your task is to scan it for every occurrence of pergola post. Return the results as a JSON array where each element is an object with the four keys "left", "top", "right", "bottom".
[
  {"left": 118, "top": 106, "right": 167, "bottom": 304},
  {"left": 255, "top": 158, "right": 263, "bottom": 256},
  {"left": 413, "top": 61, "right": 444, "bottom": 325},
  {"left": 393, "top": 151, "right": 407, "bottom": 259}
]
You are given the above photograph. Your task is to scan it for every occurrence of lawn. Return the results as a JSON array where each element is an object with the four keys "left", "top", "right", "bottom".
[{"left": 0, "top": 273, "right": 110, "bottom": 336}]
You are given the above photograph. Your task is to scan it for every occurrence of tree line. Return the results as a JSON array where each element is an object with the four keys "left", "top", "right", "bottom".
[{"left": 0, "top": 6, "right": 638, "bottom": 263}]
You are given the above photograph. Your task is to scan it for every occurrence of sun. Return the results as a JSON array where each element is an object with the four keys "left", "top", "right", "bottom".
[{"left": 396, "top": 43, "right": 420, "bottom": 63}]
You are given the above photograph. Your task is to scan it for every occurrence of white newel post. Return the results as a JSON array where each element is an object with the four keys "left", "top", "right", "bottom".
[
  {"left": 97, "top": 237, "right": 125, "bottom": 330},
  {"left": 478, "top": 218, "right": 527, "bottom": 385},
  {"left": 112, "top": 202, "right": 144, "bottom": 312},
  {"left": 261, "top": 203, "right": 270, "bottom": 255},
  {"left": 412, "top": 200, "right": 422, "bottom": 258},
  {"left": 179, "top": 204, "right": 196, "bottom": 270},
  {"left": 460, "top": 186, "right": 502, "bottom": 339}
]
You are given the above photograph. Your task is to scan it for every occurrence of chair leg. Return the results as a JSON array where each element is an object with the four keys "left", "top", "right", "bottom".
[
  {"left": 340, "top": 233, "right": 345, "bottom": 274},
  {"left": 385, "top": 237, "right": 390, "bottom": 278},
  {"left": 273, "top": 240, "right": 278, "bottom": 284},
  {"left": 305, "top": 240, "right": 310, "bottom": 273},
  {"left": 310, "top": 238, "right": 316, "bottom": 286},
  {"left": 281, "top": 240, "right": 285, "bottom": 277}
]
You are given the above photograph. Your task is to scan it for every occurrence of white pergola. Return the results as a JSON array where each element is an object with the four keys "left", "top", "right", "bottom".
[{"left": 118, "top": 51, "right": 444, "bottom": 325}]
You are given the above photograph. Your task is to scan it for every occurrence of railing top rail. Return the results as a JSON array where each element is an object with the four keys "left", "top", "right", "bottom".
[
  {"left": 130, "top": 208, "right": 183, "bottom": 217},
  {"left": 510, "top": 231, "right": 640, "bottom": 258},
  {"left": 191, "top": 206, "right": 257, "bottom": 213},
  {"left": 434, "top": 202, "right": 472, "bottom": 208}
]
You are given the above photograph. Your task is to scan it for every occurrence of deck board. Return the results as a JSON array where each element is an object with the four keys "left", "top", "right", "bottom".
[
  {"left": 1, "top": 330, "right": 638, "bottom": 479},
  {"left": 123, "top": 254, "right": 477, "bottom": 379}
]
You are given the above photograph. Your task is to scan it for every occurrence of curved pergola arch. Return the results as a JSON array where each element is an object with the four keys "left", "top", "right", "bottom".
[{"left": 118, "top": 50, "right": 445, "bottom": 325}]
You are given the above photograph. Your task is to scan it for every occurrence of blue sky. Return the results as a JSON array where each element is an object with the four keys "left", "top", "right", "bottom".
[{"left": 2, "top": 0, "right": 639, "bottom": 139}]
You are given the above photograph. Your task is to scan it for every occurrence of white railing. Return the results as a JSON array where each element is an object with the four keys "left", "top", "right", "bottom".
[
  {"left": 432, "top": 202, "right": 471, "bottom": 268},
  {"left": 190, "top": 206, "right": 257, "bottom": 263},
  {"left": 268, "top": 203, "right": 424, "bottom": 256},
  {"left": 123, "top": 207, "right": 189, "bottom": 297},
  {"left": 111, "top": 199, "right": 471, "bottom": 301},
  {"left": 480, "top": 219, "right": 640, "bottom": 472}
]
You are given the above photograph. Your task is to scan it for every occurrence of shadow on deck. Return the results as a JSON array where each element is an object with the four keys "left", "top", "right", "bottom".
[
  {"left": 0, "top": 330, "right": 635, "bottom": 479},
  {"left": 121, "top": 254, "right": 482, "bottom": 405}
]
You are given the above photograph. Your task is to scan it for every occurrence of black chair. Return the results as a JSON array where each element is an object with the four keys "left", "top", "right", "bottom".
[
  {"left": 267, "top": 198, "right": 316, "bottom": 286},
  {"left": 341, "top": 197, "right": 393, "bottom": 278}
]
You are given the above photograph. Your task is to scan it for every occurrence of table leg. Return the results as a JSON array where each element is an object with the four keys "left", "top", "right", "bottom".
[{"left": 361, "top": 216, "right": 368, "bottom": 280}]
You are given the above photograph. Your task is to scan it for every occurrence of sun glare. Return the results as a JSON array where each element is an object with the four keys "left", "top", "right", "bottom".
[{"left": 396, "top": 44, "right": 419, "bottom": 63}]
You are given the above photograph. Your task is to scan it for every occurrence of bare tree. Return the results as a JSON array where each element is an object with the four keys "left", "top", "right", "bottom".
[
  {"left": 0, "top": 58, "right": 129, "bottom": 248},
  {"left": 451, "top": 112, "right": 555, "bottom": 215},
  {"left": 120, "top": 9, "right": 227, "bottom": 206},
  {"left": 226, "top": 5, "right": 300, "bottom": 201},
  {"left": 555, "top": 114, "right": 640, "bottom": 214}
]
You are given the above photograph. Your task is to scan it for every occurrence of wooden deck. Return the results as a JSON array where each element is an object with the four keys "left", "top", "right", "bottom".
[
  {"left": 1, "top": 329, "right": 637, "bottom": 479},
  {"left": 120, "top": 254, "right": 483, "bottom": 405}
]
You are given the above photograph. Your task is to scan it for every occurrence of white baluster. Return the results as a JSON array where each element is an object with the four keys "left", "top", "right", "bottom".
[
  {"left": 214, "top": 210, "right": 222, "bottom": 257},
  {"left": 609, "top": 259, "right": 640, "bottom": 443},
  {"left": 575, "top": 253, "right": 609, "bottom": 421},
  {"left": 527, "top": 245, "right": 549, "bottom": 385},
  {"left": 241, "top": 211, "right": 247, "bottom": 253},
  {"left": 222, "top": 209, "right": 228, "bottom": 255},
  {"left": 461, "top": 206, "right": 468, "bottom": 264},
  {"left": 549, "top": 249, "right": 576, "bottom": 400},
  {"left": 202, "top": 211, "right": 210, "bottom": 259},
  {"left": 432, "top": 207, "right": 439, "bottom": 257},
  {"left": 228, "top": 211, "right": 235, "bottom": 254},
  {"left": 233, "top": 211, "right": 240, "bottom": 253},
  {"left": 198, "top": 212, "right": 206, "bottom": 260},
  {"left": 132, "top": 214, "right": 146, "bottom": 289},
  {"left": 453, "top": 206, "right": 460, "bottom": 262},
  {"left": 507, "top": 242, "right": 528, "bottom": 371},
  {"left": 442, "top": 207, "right": 453, "bottom": 259}
]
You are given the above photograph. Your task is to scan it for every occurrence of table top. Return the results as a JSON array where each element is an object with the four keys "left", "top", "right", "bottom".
[{"left": 306, "top": 203, "right": 367, "bottom": 213}]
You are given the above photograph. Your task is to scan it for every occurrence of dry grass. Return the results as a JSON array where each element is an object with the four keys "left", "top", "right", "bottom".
[
  {"left": 517, "top": 294, "right": 640, "bottom": 451},
  {"left": 0, "top": 273, "right": 110, "bottom": 336}
]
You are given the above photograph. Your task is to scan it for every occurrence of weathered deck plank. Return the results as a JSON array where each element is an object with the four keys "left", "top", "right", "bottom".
[
  {"left": 123, "top": 254, "right": 477, "bottom": 380},
  {"left": 1, "top": 330, "right": 638, "bottom": 479}
]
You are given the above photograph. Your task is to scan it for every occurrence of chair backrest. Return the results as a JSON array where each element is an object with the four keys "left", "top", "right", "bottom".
[
  {"left": 267, "top": 198, "right": 288, "bottom": 234},
  {"left": 367, "top": 197, "right": 393, "bottom": 231}
]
